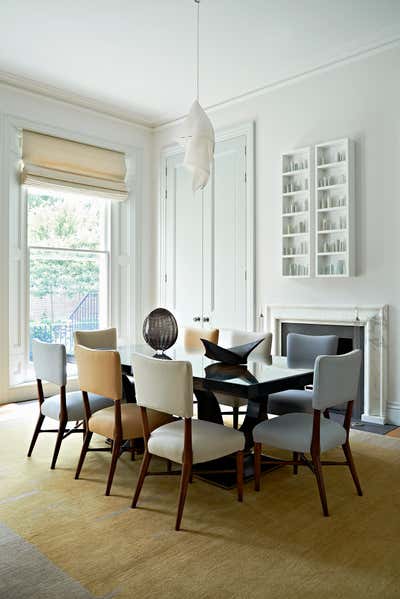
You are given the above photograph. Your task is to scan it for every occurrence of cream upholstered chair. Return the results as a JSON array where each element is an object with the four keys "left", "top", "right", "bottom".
[
  {"left": 268, "top": 333, "right": 338, "bottom": 416},
  {"left": 74, "top": 345, "right": 172, "bottom": 495},
  {"left": 253, "top": 350, "right": 363, "bottom": 516},
  {"left": 74, "top": 327, "right": 117, "bottom": 349},
  {"left": 131, "top": 353, "right": 245, "bottom": 531},
  {"left": 183, "top": 326, "right": 219, "bottom": 351},
  {"left": 28, "top": 340, "right": 113, "bottom": 469},
  {"left": 215, "top": 330, "right": 273, "bottom": 429}
]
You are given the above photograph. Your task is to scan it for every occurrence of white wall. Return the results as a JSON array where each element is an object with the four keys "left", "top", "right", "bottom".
[
  {"left": 0, "top": 84, "right": 153, "bottom": 402},
  {"left": 152, "top": 46, "right": 400, "bottom": 424}
]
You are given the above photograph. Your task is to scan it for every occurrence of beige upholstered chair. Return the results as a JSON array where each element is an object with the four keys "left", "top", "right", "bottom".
[
  {"left": 74, "top": 327, "right": 117, "bottom": 350},
  {"left": 74, "top": 345, "right": 172, "bottom": 496},
  {"left": 131, "top": 353, "right": 245, "bottom": 531},
  {"left": 28, "top": 340, "right": 113, "bottom": 469},
  {"left": 216, "top": 330, "right": 273, "bottom": 429},
  {"left": 253, "top": 350, "right": 363, "bottom": 516},
  {"left": 183, "top": 327, "right": 219, "bottom": 352}
]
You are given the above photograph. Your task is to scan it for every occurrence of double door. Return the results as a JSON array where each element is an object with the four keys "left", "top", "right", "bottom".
[{"left": 161, "top": 134, "right": 253, "bottom": 332}]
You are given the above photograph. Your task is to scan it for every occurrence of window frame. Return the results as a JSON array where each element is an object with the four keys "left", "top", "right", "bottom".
[{"left": 25, "top": 186, "right": 112, "bottom": 371}]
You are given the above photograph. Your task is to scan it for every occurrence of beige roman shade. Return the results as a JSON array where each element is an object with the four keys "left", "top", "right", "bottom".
[{"left": 21, "top": 130, "right": 128, "bottom": 200}]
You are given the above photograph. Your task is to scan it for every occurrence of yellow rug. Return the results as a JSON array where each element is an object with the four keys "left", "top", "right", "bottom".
[{"left": 1, "top": 401, "right": 400, "bottom": 599}]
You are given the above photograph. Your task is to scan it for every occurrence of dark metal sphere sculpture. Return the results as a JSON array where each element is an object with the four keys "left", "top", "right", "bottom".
[{"left": 142, "top": 308, "right": 178, "bottom": 352}]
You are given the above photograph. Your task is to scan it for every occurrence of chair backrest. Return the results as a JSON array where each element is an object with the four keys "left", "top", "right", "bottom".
[
  {"left": 73, "top": 327, "right": 117, "bottom": 350},
  {"left": 75, "top": 345, "right": 122, "bottom": 401},
  {"left": 312, "top": 350, "right": 362, "bottom": 411},
  {"left": 219, "top": 329, "right": 272, "bottom": 359},
  {"left": 183, "top": 327, "right": 219, "bottom": 351},
  {"left": 32, "top": 340, "right": 67, "bottom": 387},
  {"left": 287, "top": 333, "right": 338, "bottom": 369},
  {"left": 132, "top": 353, "right": 193, "bottom": 418}
]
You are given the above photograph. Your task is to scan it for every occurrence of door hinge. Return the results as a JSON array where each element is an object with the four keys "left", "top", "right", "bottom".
[
  {"left": 164, "top": 273, "right": 167, "bottom": 283},
  {"left": 244, "top": 145, "right": 247, "bottom": 156},
  {"left": 244, "top": 172, "right": 247, "bottom": 183},
  {"left": 165, "top": 189, "right": 167, "bottom": 199},
  {"left": 165, "top": 165, "right": 168, "bottom": 177},
  {"left": 244, "top": 270, "right": 247, "bottom": 281}
]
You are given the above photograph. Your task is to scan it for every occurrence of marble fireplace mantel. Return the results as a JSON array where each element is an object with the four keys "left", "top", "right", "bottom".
[{"left": 262, "top": 304, "right": 388, "bottom": 425}]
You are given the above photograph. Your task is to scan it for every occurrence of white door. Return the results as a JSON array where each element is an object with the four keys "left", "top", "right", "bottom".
[{"left": 162, "top": 133, "right": 252, "bottom": 331}]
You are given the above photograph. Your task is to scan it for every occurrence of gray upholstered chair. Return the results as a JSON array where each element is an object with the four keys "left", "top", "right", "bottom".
[
  {"left": 268, "top": 333, "right": 338, "bottom": 416},
  {"left": 253, "top": 350, "right": 363, "bottom": 516},
  {"left": 131, "top": 353, "right": 245, "bottom": 530},
  {"left": 216, "top": 330, "right": 273, "bottom": 428},
  {"left": 28, "top": 340, "right": 113, "bottom": 469}
]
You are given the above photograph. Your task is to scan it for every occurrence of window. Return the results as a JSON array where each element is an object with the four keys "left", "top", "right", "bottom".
[{"left": 26, "top": 187, "right": 110, "bottom": 377}]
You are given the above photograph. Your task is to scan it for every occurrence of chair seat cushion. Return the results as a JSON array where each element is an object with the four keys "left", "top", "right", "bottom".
[
  {"left": 88, "top": 404, "right": 172, "bottom": 440},
  {"left": 268, "top": 389, "right": 313, "bottom": 416},
  {"left": 253, "top": 413, "right": 347, "bottom": 453},
  {"left": 148, "top": 419, "right": 245, "bottom": 465},
  {"left": 41, "top": 391, "right": 113, "bottom": 422},
  {"left": 214, "top": 393, "right": 247, "bottom": 409}
]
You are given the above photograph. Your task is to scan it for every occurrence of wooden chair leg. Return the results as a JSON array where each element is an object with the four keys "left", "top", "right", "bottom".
[
  {"left": 105, "top": 437, "right": 121, "bottom": 496},
  {"left": 175, "top": 459, "right": 192, "bottom": 531},
  {"left": 233, "top": 407, "right": 239, "bottom": 430},
  {"left": 50, "top": 418, "right": 67, "bottom": 470},
  {"left": 236, "top": 450, "right": 244, "bottom": 502},
  {"left": 132, "top": 450, "right": 152, "bottom": 508},
  {"left": 311, "top": 451, "right": 329, "bottom": 516},
  {"left": 342, "top": 441, "right": 363, "bottom": 496},
  {"left": 166, "top": 459, "right": 172, "bottom": 473},
  {"left": 254, "top": 442, "right": 262, "bottom": 491},
  {"left": 293, "top": 452, "right": 298, "bottom": 475},
  {"left": 75, "top": 431, "right": 93, "bottom": 479},
  {"left": 27, "top": 413, "right": 45, "bottom": 457},
  {"left": 130, "top": 439, "right": 135, "bottom": 461}
]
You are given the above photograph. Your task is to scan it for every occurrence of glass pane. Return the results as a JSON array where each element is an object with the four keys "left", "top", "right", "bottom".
[
  {"left": 29, "top": 248, "right": 108, "bottom": 357},
  {"left": 27, "top": 189, "right": 108, "bottom": 251}
]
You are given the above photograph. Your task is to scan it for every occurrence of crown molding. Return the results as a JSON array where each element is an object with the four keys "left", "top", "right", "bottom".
[
  {"left": 153, "top": 33, "right": 400, "bottom": 132},
  {"left": 0, "top": 69, "right": 154, "bottom": 130}
]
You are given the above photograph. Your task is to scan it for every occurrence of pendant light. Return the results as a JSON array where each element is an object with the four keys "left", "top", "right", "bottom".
[{"left": 183, "top": 0, "right": 215, "bottom": 192}]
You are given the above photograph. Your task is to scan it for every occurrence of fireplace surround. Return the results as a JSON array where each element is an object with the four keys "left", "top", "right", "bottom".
[{"left": 263, "top": 305, "right": 388, "bottom": 424}]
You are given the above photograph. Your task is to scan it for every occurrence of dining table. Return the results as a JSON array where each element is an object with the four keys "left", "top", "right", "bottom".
[{"left": 118, "top": 343, "right": 314, "bottom": 488}]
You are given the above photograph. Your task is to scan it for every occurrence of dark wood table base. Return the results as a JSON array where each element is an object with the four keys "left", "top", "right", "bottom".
[{"left": 193, "top": 452, "right": 280, "bottom": 490}]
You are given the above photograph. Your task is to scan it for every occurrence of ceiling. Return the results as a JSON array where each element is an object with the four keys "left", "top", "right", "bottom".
[{"left": 0, "top": 0, "right": 399, "bottom": 128}]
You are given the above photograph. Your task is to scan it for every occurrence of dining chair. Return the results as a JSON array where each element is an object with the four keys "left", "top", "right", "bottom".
[
  {"left": 215, "top": 330, "right": 273, "bottom": 429},
  {"left": 183, "top": 326, "right": 219, "bottom": 351},
  {"left": 131, "top": 353, "right": 245, "bottom": 531},
  {"left": 28, "top": 340, "right": 113, "bottom": 469},
  {"left": 268, "top": 333, "right": 338, "bottom": 416},
  {"left": 74, "top": 345, "right": 172, "bottom": 495},
  {"left": 253, "top": 350, "right": 363, "bottom": 516},
  {"left": 74, "top": 327, "right": 117, "bottom": 349}
]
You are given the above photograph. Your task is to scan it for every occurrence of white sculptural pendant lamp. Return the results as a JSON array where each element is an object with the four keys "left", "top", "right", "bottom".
[{"left": 183, "top": 0, "right": 215, "bottom": 192}]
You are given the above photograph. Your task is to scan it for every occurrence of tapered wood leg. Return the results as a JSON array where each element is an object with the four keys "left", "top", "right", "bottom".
[
  {"left": 293, "top": 452, "right": 298, "bottom": 475},
  {"left": 27, "top": 413, "right": 45, "bottom": 457},
  {"left": 131, "top": 450, "right": 152, "bottom": 508},
  {"left": 50, "top": 418, "right": 67, "bottom": 469},
  {"left": 75, "top": 431, "right": 93, "bottom": 479},
  {"left": 342, "top": 441, "right": 363, "bottom": 496},
  {"left": 311, "top": 452, "right": 329, "bottom": 516},
  {"left": 236, "top": 450, "right": 244, "bottom": 502},
  {"left": 105, "top": 437, "right": 121, "bottom": 496},
  {"left": 254, "top": 442, "right": 262, "bottom": 491},
  {"left": 233, "top": 407, "right": 239, "bottom": 430},
  {"left": 175, "top": 459, "right": 192, "bottom": 531}
]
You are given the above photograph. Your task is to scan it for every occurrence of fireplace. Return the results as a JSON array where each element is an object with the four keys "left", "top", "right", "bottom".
[
  {"left": 280, "top": 321, "right": 365, "bottom": 419},
  {"left": 263, "top": 304, "right": 388, "bottom": 424}
]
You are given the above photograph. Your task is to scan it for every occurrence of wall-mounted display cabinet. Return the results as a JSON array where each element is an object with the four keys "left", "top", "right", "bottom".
[
  {"left": 315, "top": 138, "right": 354, "bottom": 277},
  {"left": 281, "top": 147, "right": 311, "bottom": 278}
]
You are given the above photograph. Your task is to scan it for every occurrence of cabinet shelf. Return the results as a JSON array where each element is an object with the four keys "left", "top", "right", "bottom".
[
  {"left": 317, "top": 206, "right": 346, "bottom": 213},
  {"left": 282, "top": 190, "right": 308, "bottom": 197},
  {"left": 317, "top": 161, "right": 346, "bottom": 169},
  {"left": 282, "top": 168, "right": 308, "bottom": 176},
  {"left": 282, "top": 210, "right": 308, "bottom": 217},
  {"left": 317, "top": 183, "right": 346, "bottom": 191},
  {"left": 282, "top": 254, "right": 308, "bottom": 258},
  {"left": 317, "top": 228, "right": 347, "bottom": 235},
  {"left": 317, "top": 251, "right": 346, "bottom": 256},
  {"left": 282, "top": 232, "right": 308, "bottom": 238}
]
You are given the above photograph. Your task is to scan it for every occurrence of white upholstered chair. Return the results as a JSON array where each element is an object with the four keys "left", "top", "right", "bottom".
[
  {"left": 28, "top": 339, "right": 113, "bottom": 469},
  {"left": 215, "top": 330, "right": 273, "bottom": 428},
  {"left": 253, "top": 350, "right": 363, "bottom": 516},
  {"left": 73, "top": 327, "right": 117, "bottom": 349},
  {"left": 183, "top": 326, "right": 219, "bottom": 351},
  {"left": 268, "top": 333, "right": 338, "bottom": 416},
  {"left": 131, "top": 353, "right": 245, "bottom": 531}
]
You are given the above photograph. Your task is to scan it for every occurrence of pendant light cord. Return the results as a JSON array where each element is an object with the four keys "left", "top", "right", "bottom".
[{"left": 195, "top": 0, "right": 200, "bottom": 101}]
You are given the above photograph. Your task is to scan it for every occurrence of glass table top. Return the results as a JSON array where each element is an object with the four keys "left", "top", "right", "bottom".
[{"left": 118, "top": 344, "right": 313, "bottom": 388}]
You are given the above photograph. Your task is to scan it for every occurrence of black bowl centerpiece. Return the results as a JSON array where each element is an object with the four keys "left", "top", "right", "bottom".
[
  {"left": 142, "top": 308, "right": 178, "bottom": 357},
  {"left": 201, "top": 338, "right": 264, "bottom": 365}
]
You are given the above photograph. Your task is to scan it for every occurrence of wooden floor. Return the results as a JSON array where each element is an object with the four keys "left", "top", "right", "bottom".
[{"left": 386, "top": 427, "right": 400, "bottom": 437}]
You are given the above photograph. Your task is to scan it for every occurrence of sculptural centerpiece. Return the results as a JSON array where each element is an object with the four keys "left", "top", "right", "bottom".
[
  {"left": 201, "top": 338, "right": 263, "bottom": 365},
  {"left": 142, "top": 308, "right": 178, "bottom": 357}
]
